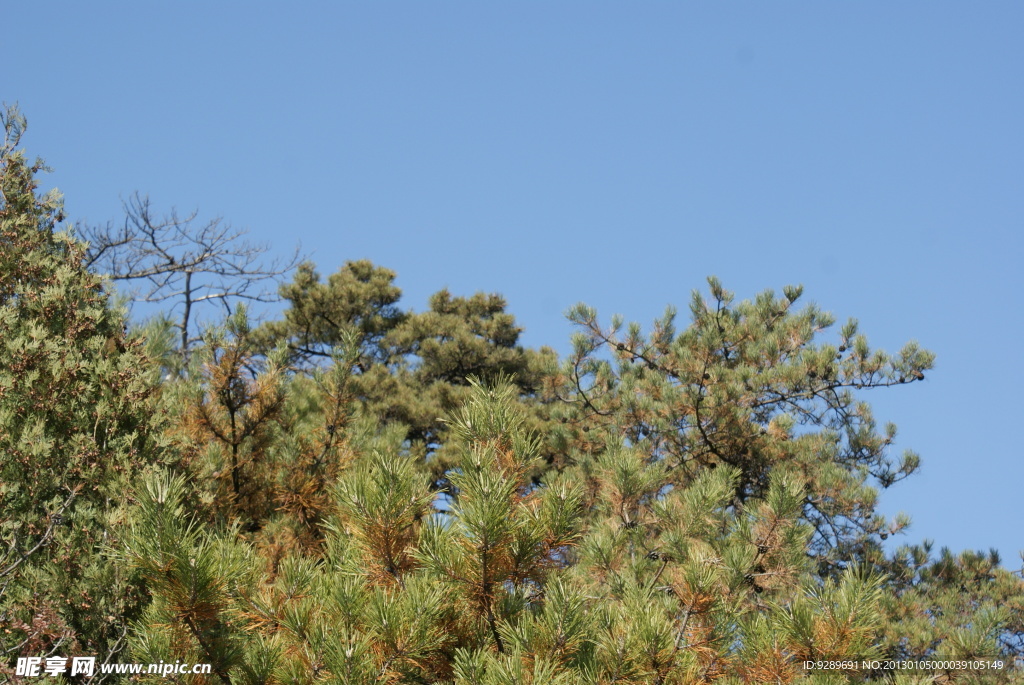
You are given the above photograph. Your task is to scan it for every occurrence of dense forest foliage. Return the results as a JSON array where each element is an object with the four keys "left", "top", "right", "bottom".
[{"left": 2, "top": 107, "right": 1022, "bottom": 684}]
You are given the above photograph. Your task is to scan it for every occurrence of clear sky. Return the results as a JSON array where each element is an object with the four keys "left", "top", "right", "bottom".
[{"left": 6, "top": 3, "right": 1022, "bottom": 564}]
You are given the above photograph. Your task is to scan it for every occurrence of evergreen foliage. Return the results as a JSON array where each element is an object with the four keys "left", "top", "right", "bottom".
[
  {"left": 260, "top": 262, "right": 557, "bottom": 468},
  {"left": 0, "top": 106, "right": 162, "bottom": 676},
  {"left": 4, "top": 106, "right": 1022, "bottom": 683},
  {"left": 551, "top": 278, "right": 932, "bottom": 570},
  {"left": 255, "top": 260, "right": 405, "bottom": 369},
  {"left": 122, "top": 377, "right": 1023, "bottom": 683},
  {"left": 879, "top": 544, "right": 1024, "bottom": 664}
]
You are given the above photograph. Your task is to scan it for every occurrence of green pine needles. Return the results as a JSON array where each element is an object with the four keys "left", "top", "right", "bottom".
[{"left": 3, "top": 106, "right": 1022, "bottom": 684}]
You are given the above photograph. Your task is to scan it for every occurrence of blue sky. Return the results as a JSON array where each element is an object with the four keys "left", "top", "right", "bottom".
[{"left": 6, "top": 3, "right": 1022, "bottom": 563}]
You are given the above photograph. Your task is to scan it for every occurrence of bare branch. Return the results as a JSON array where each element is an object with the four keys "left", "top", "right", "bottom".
[{"left": 80, "top": 192, "right": 301, "bottom": 354}]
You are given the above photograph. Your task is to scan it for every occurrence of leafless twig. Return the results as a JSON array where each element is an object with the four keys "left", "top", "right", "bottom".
[{"left": 81, "top": 193, "right": 300, "bottom": 354}]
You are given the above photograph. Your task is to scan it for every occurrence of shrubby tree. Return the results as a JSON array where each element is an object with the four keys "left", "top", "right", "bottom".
[{"left": 0, "top": 106, "right": 162, "bottom": 679}]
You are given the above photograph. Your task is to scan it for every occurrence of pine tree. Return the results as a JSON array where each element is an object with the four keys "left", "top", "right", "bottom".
[
  {"left": 159, "top": 305, "right": 365, "bottom": 566},
  {"left": 551, "top": 277, "right": 933, "bottom": 570},
  {"left": 415, "top": 378, "right": 586, "bottom": 658},
  {"left": 120, "top": 256, "right": 1023, "bottom": 683},
  {"left": 262, "top": 261, "right": 558, "bottom": 467},
  {"left": 175, "top": 308, "right": 287, "bottom": 530},
  {"left": 123, "top": 378, "right": 912, "bottom": 684},
  {"left": 255, "top": 260, "right": 406, "bottom": 370},
  {"left": 879, "top": 543, "right": 1024, "bottom": 667},
  {"left": 0, "top": 105, "right": 161, "bottom": 674},
  {"left": 122, "top": 473, "right": 249, "bottom": 685}
]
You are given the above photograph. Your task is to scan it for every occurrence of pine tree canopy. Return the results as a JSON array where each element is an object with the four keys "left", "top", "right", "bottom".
[{"left": 3, "top": 107, "right": 1022, "bottom": 684}]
